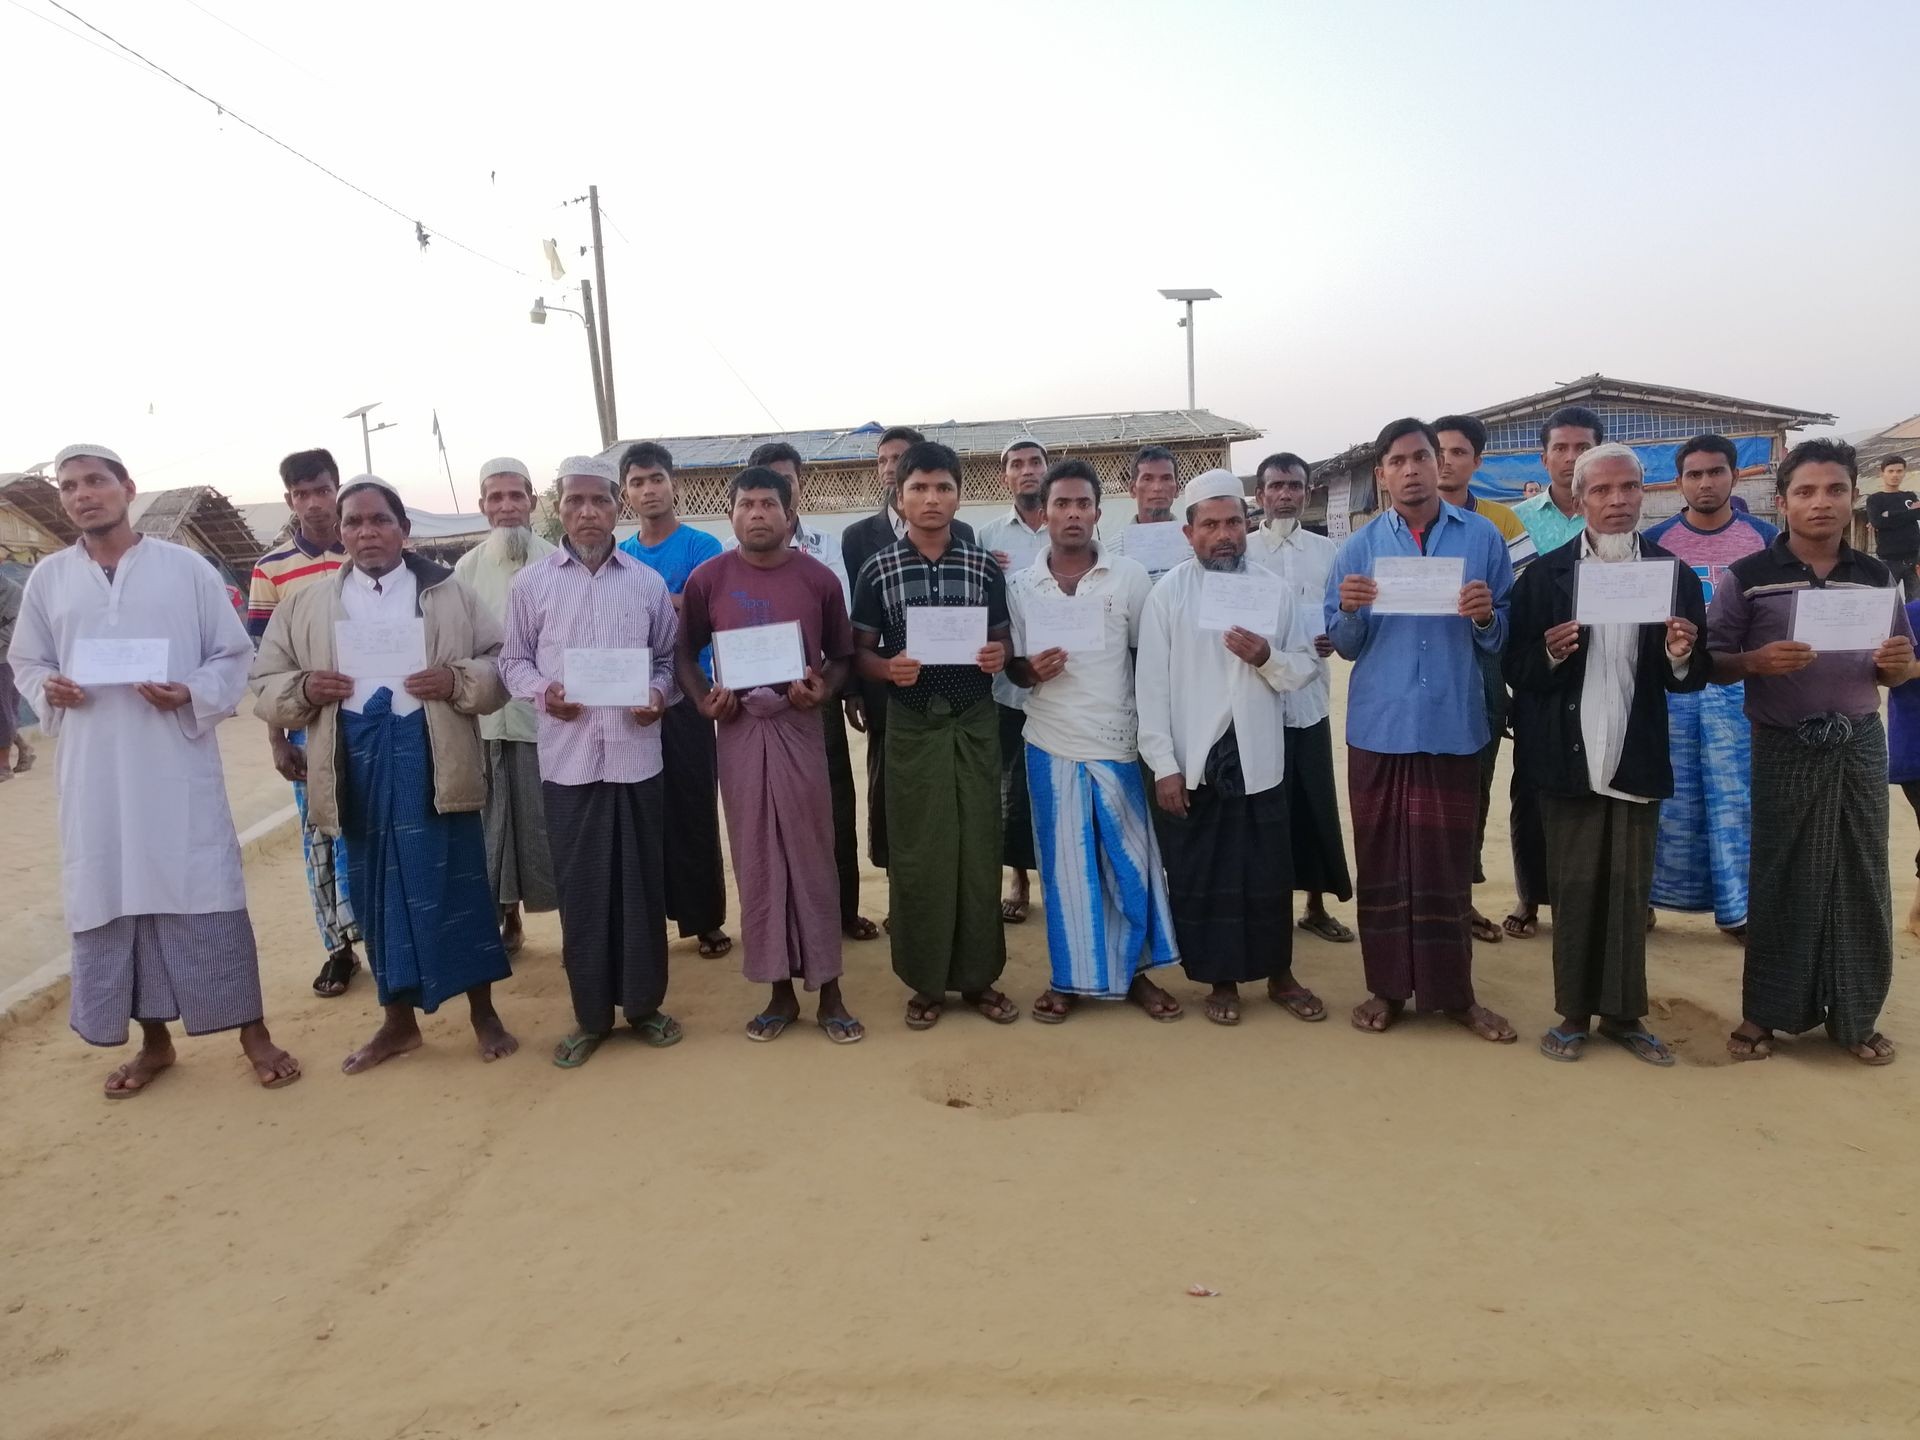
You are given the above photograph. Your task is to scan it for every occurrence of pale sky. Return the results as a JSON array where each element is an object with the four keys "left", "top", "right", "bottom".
[{"left": 3, "top": 0, "right": 1914, "bottom": 514}]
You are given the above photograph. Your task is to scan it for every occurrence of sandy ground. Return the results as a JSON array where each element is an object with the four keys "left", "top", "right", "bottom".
[{"left": 4, "top": 677, "right": 1920, "bottom": 1439}]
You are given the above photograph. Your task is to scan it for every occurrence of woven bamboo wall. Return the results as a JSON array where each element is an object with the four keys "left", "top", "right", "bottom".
[{"left": 635, "top": 439, "right": 1235, "bottom": 519}]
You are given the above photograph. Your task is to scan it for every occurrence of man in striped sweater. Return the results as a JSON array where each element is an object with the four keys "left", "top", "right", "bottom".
[{"left": 247, "top": 448, "right": 363, "bottom": 998}]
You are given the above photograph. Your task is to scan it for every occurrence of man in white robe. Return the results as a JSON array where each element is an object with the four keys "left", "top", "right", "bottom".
[{"left": 10, "top": 444, "right": 300, "bottom": 1097}]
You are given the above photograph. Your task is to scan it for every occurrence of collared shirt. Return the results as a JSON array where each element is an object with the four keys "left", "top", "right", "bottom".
[
  {"left": 977, "top": 507, "right": 1051, "bottom": 711},
  {"left": 1007, "top": 545, "right": 1153, "bottom": 762},
  {"left": 247, "top": 527, "right": 347, "bottom": 638},
  {"left": 1105, "top": 515, "right": 1183, "bottom": 582},
  {"left": 1247, "top": 520, "right": 1337, "bottom": 728},
  {"left": 1513, "top": 488, "right": 1587, "bottom": 553},
  {"left": 888, "top": 505, "right": 908, "bottom": 541},
  {"left": 1326, "top": 500, "right": 1513, "bottom": 756},
  {"left": 339, "top": 563, "right": 422, "bottom": 717},
  {"left": 454, "top": 531, "right": 559, "bottom": 742},
  {"left": 850, "top": 533, "right": 1010, "bottom": 715},
  {"left": 1706, "top": 534, "right": 1911, "bottom": 729},
  {"left": 1136, "top": 557, "right": 1319, "bottom": 795},
  {"left": 497, "top": 544, "right": 680, "bottom": 785}
]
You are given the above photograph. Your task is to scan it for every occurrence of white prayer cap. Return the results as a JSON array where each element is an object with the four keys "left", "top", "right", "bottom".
[
  {"left": 54, "top": 442, "right": 126, "bottom": 469},
  {"left": 1000, "top": 436, "right": 1048, "bottom": 463},
  {"left": 478, "top": 456, "right": 531, "bottom": 483},
  {"left": 1181, "top": 467, "right": 1246, "bottom": 516},
  {"left": 557, "top": 455, "right": 615, "bottom": 482}
]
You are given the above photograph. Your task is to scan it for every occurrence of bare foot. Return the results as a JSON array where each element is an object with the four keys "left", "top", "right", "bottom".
[
  {"left": 342, "top": 1012, "right": 423, "bottom": 1074},
  {"left": 1350, "top": 995, "right": 1404, "bottom": 1033},
  {"left": 239, "top": 1022, "right": 301, "bottom": 1089},
  {"left": 473, "top": 1013, "right": 519, "bottom": 1062},
  {"left": 1447, "top": 1003, "right": 1518, "bottom": 1043},
  {"left": 103, "top": 1038, "right": 176, "bottom": 1098}
]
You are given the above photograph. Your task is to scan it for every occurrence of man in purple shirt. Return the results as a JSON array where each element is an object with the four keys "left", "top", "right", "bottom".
[
  {"left": 1707, "top": 439, "right": 1917, "bottom": 1067},
  {"left": 501, "top": 459, "right": 683, "bottom": 1069}
]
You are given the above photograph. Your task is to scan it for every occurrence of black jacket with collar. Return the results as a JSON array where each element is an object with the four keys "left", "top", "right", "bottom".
[{"left": 1503, "top": 531, "right": 1711, "bottom": 800}]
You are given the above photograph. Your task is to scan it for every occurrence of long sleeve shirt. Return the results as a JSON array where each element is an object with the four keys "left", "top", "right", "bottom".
[
  {"left": 1325, "top": 501, "right": 1512, "bottom": 756},
  {"left": 977, "top": 507, "right": 1051, "bottom": 710},
  {"left": 497, "top": 544, "right": 679, "bottom": 786},
  {"left": 453, "top": 533, "right": 559, "bottom": 742},
  {"left": 1135, "top": 557, "right": 1319, "bottom": 795},
  {"left": 1247, "top": 521, "right": 1337, "bottom": 728},
  {"left": 11, "top": 537, "right": 254, "bottom": 931}
]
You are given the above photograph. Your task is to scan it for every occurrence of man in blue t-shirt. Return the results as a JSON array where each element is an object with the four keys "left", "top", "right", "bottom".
[{"left": 618, "top": 442, "right": 732, "bottom": 958}]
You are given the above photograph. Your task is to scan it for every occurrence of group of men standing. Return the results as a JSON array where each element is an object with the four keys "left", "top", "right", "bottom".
[{"left": 8, "top": 408, "right": 1912, "bottom": 1097}]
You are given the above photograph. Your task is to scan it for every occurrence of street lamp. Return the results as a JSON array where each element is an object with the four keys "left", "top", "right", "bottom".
[
  {"left": 1157, "top": 288, "right": 1221, "bottom": 410},
  {"left": 343, "top": 401, "right": 397, "bottom": 473},
  {"left": 530, "top": 280, "right": 611, "bottom": 449}
]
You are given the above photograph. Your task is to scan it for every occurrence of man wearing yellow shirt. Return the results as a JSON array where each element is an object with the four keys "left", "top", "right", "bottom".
[{"left": 1436, "top": 414, "right": 1519, "bottom": 943}]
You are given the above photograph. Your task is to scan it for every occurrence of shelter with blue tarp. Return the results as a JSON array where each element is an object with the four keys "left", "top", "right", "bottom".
[{"left": 1311, "top": 374, "right": 1834, "bottom": 532}]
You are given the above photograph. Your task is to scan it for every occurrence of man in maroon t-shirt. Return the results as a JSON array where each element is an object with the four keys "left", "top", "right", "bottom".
[{"left": 679, "top": 466, "right": 864, "bottom": 1045}]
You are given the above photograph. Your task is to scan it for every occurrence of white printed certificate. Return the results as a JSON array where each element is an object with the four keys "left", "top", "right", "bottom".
[
  {"left": 714, "top": 621, "right": 806, "bottom": 690},
  {"left": 1792, "top": 588, "right": 1897, "bottom": 652},
  {"left": 1371, "top": 555, "right": 1465, "bottom": 616},
  {"left": 905, "top": 606, "right": 988, "bottom": 665},
  {"left": 334, "top": 619, "right": 427, "bottom": 678},
  {"left": 1020, "top": 598, "right": 1106, "bottom": 655},
  {"left": 1574, "top": 558, "right": 1676, "bottom": 625},
  {"left": 564, "top": 647, "right": 655, "bottom": 706},
  {"left": 69, "top": 637, "right": 169, "bottom": 685},
  {"left": 1196, "top": 569, "right": 1285, "bottom": 634}
]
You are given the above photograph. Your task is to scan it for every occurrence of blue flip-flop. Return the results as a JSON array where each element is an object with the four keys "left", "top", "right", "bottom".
[
  {"left": 745, "top": 1013, "right": 793, "bottom": 1043},
  {"left": 1599, "top": 1024, "right": 1674, "bottom": 1067},
  {"left": 1539, "top": 1026, "right": 1588, "bottom": 1062},
  {"left": 818, "top": 1015, "right": 865, "bottom": 1045}
]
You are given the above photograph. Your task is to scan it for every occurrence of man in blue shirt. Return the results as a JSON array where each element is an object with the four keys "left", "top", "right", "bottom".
[
  {"left": 1326, "top": 417, "right": 1516, "bottom": 1044},
  {"left": 618, "top": 441, "right": 733, "bottom": 959}
]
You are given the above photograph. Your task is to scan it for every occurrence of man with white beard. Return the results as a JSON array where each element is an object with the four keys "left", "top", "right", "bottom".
[{"left": 454, "top": 458, "right": 560, "bottom": 953}]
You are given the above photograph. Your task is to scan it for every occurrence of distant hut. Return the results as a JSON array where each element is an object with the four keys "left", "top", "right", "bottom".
[
  {"left": 1310, "top": 374, "right": 1834, "bottom": 536},
  {"left": 600, "top": 410, "right": 1262, "bottom": 520},
  {"left": 0, "top": 475, "right": 77, "bottom": 564},
  {"left": 128, "top": 486, "right": 263, "bottom": 592}
]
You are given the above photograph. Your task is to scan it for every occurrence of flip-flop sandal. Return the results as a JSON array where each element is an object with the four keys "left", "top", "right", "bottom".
[
  {"left": 1129, "top": 987, "right": 1183, "bottom": 1023},
  {"left": 905, "top": 999, "right": 942, "bottom": 1031},
  {"left": 1269, "top": 987, "right": 1328, "bottom": 1022},
  {"left": 745, "top": 1013, "right": 795, "bottom": 1043},
  {"left": 1852, "top": 1033, "right": 1897, "bottom": 1067},
  {"left": 1470, "top": 915, "right": 1504, "bottom": 944},
  {"left": 1000, "top": 900, "right": 1029, "bottom": 924},
  {"left": 1727, "top": 1029, "right": 1772, "bottom": 1062},
  {"left": 632, "top": 1013, "right": 684, "bottom": 1048},
  {"left": 842, "top": 917, "right": 880, "bottom": 942},
  {"left": 14, "top": 750, "right": 33, "bottom": 773},
  {"left": 259, "top": 1068, "right": 303, "bottom": 1090},
  {"left": 311, "top": 950, "right": 361, "bottom": 998},
  {"left": 1453, "top": 1008, "right": 1518, "bottom": 1044},
  {"left": 1350, "top": 999, "right": 1401, "bottom": 1034},
  {"left": 1599, "top": 1025, "right": 1675, "bottom": 1067},
  {"left": 552, "top": 1031, "right": 606, "bottom": 1068},
  {"left": 819, "top": 1015, "right": 865, "bottom": 1045},
  {"left": 697, "top": 934, "right": 734, "bottom": 959},
  {"left": 1296, "top": 915, "right": 1354, "bottom": 943},
  {"left": 102, "top": 1064, "right": 169, "bottom": 1099},
  {"left": 1502, "top": 915, "right": 1539, "bottom": 939},
  {"left": 1030, "top": 994, "right": 1074, "bottom": 1025},
  {"left": 1539, "top": 1026, "right": 1588, "bottom": 1062},
  {"left": 968, "top": 992, "right": 1020, "bottom": 1024}
]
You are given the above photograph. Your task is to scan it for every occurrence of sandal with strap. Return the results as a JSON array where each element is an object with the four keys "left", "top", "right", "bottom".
[
  {"left": 1726, "top": 1029, "right": 1772, "bottom": 1062},
  {"left": 819, "top": 1015, "right": 865, "bottom": 1045},
  {"left": 552, "top": 1031, "right": 606, "bottom": 1069},
  {"left": 1539, "top": 1026, "right": 1588, "bottom": 1062},
  {"left": 311, "top": 949, "right": 360, "bottom": 999},
  {"left": 632, "top": 1012, "right": 684, "bottom": 1048},
  {"left": 745, "top": 1012, "right": 794, "bottom": 1043},
  {"left": 1599, "top": 1023, "right": 1675, "bottom": 1067}
]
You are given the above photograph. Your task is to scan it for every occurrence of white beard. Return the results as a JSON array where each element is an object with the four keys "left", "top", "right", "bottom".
[
  {"left": 1265, "top": 517, "right": 1299, "bottom": 539},
  {"left": 1589, "top": 529, "right": 1638, "bottom": 562},
  {"left": 484, "top": 524, "right": 533, "bottom": 568}
]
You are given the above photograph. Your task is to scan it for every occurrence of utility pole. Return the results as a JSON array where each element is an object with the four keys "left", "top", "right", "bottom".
[
  {"left": 588, "top": 184, "right": 617, "bottom": 441},
  {"left": 344, "top": 402, "right": 396, "bottom": 473},
  {"left": 1157, "top": 288, "right": 1221, "bottom": 410},
  {"left": 580, "top": 277, "right": 610, "bottom": 448}
]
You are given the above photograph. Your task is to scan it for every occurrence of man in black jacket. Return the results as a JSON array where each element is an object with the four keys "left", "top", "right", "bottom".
[
  {"left": 839, "top": 426, "right": 975, "bottom": 879},
  {"left": 1505, "top": 443, "right": 1710, "bottom": 1066}
]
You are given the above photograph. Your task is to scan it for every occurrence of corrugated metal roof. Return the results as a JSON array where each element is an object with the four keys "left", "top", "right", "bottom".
[
  {"left": 603, "top": 409, "right": 1260, "bottom": 470},
  {"left": 1473, "top": 373, "right": 1833, "bottom": 428}
]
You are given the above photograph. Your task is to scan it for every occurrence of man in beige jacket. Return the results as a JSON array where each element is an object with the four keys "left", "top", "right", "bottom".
[{"left": 253, "top": 477, "right": 518, "bottom": 1074}]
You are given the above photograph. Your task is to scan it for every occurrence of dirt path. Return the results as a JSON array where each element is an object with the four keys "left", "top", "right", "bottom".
[{"left": 3, "top": 681, "right": 1918, "bottom": 1437}]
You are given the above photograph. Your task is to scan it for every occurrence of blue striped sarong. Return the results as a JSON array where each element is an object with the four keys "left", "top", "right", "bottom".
[
  {"left": 290, "top": 725, "right": 359, "bottom": 954},
  {"left": 1025, "top": 743, "right": 1178, "bottom": 996},
  {"left": 339, "top": 691, "right": 510, "bottom": 1013},
  {"left": 1650, "top": 683, "right": 1751, "bottom": 928}
]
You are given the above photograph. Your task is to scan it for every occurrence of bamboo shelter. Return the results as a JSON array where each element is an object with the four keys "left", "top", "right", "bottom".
[
  {"left": 600, "top": 410, "right": 1262, "bottom": 520},
  {"left": 127, "top": 486, "right": 263, "bottom": 580}
]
